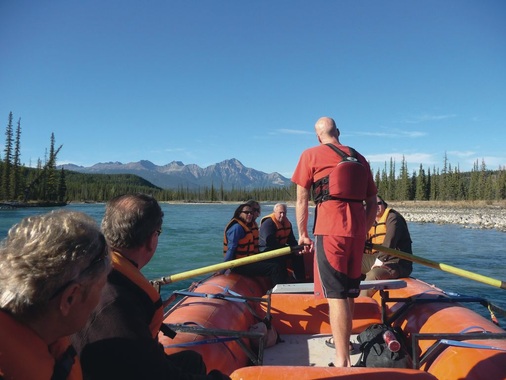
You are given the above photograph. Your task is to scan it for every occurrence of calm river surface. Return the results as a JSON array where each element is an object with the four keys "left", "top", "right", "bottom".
[{"left": 1, "top": 202, "right": 505, "bottom": 322}]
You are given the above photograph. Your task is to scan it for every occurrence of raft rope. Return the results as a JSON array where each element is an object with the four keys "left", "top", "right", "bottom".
[
  {"left": 445, "top": 291, "right": 505, "bottom": 326},
  {"left": 163, "top": 321, "right": 265, "bottom": 365},
  {"left": 414, "top": 328, "right": 506, "bottom": 369},
  {"left": 199, "top": 283, "right": 273, "bottom": 325},
  {"left": 436, "top": 326, "right": 506, "bottom": 352}
]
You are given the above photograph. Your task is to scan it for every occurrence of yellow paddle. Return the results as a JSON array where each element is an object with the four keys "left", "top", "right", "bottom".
[
  {"left": 371, "top": 243, "right": 506, "bottom": 290},
  {"left": 151, "top": 245, "right": 305, "bottom": 287}
]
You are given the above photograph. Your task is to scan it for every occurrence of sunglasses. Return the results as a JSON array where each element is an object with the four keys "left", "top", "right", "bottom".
[{"left": 242, "top": 211, "right": 253, "bottom": 215}]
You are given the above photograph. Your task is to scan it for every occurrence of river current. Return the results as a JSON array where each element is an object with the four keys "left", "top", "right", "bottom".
[{"left": 1, "top": 202, "right": 505, "bottom": 322}]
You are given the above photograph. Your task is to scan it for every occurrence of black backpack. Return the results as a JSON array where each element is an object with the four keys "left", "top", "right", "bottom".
[{"left": 355, "top": 323, "right": 413, "bottom": 368}]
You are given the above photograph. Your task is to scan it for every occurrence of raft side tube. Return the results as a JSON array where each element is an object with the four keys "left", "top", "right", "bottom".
[
  {"left": 160, "top": 273, "right": 271, "bottom": 375},
  {"left": 230, "top": 366, "right": 438, "bottom": 380},
  {"left": 373, "top": 277, "right": 506, "bottom": 379}
]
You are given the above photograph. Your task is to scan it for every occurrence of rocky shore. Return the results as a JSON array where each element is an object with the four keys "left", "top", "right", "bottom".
[{"left": 390, "top": 201, "right": 506, "bottom": 232}]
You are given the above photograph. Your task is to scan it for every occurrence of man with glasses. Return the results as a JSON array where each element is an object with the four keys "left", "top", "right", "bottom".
[
  {"left": 73, "top": 193, "right": 229, "bottom": 380},
  {"left": 360, "top": 196, "right": 413, "bottom": 297},
  {"left": 223, "top": 203, "right": 285, "bottom": 286}
]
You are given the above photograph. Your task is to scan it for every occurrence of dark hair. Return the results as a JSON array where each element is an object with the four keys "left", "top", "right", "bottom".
[
  {"left": 102, "top": 193, "right": 164, "bottom": 249},
  {"left": 378, "top": 195, "right": 388, "bottom": 208},
  {"left": 233, "top": 203, "right": 251, "bottom": 219},
  {"left": 246, "top": 199, "right": 259, "bottom": 207}
]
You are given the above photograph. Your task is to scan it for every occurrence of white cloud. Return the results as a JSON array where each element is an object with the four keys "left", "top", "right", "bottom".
[
  {"left": 447, "top": 150, "right": 475, "bottom": 158},
  {"left": 275, "top": 129, "right": 313, "bottom": 135},
  {"left": 404, "top": 113, "right": 457, "bottom": 124},
  {"left": 355, "top": 130, "right": 426, "bottom": 138},
  {"left": 367, "top": 152, "right": 436, "bottom": 166}
]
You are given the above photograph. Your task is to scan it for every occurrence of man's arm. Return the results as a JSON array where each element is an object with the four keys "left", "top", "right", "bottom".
[
  {"left": 364, "top": 194, "right": 377, "bottom": 232},
  {"left": 295, "top": 185, "right": 313, "bottom": 252}
]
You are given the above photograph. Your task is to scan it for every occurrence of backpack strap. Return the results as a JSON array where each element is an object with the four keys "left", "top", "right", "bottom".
[{"left": 325, "top": 143, "right": 357, "bottom": 159}]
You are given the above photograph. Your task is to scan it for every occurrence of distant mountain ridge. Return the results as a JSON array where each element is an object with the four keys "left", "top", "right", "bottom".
[{"left": 60, "top": 159, "right": 291, "bottom": 190}]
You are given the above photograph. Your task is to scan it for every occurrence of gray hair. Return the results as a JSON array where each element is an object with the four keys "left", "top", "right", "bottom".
[
  {"left": 101, "top": 193, "right": 164, "bottom": 249},
  {"left": 0, "top": 210, "right": 109, "bottom": 318},
  {"left": 273, "top": 203, "right": 287, "bottom": 212}
]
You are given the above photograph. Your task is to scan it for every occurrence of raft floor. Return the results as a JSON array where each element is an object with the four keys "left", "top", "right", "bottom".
[{"left": 262, "top": 333, "right": 361, "bottom": 367}]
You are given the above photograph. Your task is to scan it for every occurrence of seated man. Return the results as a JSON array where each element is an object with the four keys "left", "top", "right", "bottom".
[
  {"left": 361, "top": 196, "right": 413, "bottom": 297},
  {"left": 72, "top": 193, "right": 229, "bottom": 380},
  {"left": 259, "top": 203, "right": 305, "bottom": 282}
]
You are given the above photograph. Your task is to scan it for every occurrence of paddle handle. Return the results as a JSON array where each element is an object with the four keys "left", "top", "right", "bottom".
[
  {"left": 151, "top": 245, "right": 304, "bottom": 286},
  {"left": 371, "top": 243, "right": 506, "bottom": 290}
]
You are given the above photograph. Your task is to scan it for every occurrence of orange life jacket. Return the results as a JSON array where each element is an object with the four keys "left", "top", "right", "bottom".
[
  {"left": 0, "top": 310, "right": 82, "bottom": 380},
  {"left": 251, "top": 221, "right": 259, "bottom": 251},
  {"left": 223, "top": 218, "right": 256, "bottom": 259},
  {"left": 367, "top": 207, "right": 391, "bottom": 253},
  {"left": 111, "top": 251, "right": 163, "bottom": 339},
  {"left": 261, "top": 213, "right": 292, "bottom": 246}
]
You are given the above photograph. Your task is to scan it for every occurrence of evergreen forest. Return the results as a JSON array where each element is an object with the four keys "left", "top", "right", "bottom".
[{"left": 1, "top": 112, "right": 505, "bottom": 205}]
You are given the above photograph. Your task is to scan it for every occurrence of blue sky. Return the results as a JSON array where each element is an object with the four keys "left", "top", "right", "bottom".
[{"left": 1, "top": 1, "right": 505, "bottom": 179}]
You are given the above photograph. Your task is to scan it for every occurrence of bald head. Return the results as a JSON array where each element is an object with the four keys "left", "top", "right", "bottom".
[{"left": 314, "top": 117, "right": 340, "bottom": 144}]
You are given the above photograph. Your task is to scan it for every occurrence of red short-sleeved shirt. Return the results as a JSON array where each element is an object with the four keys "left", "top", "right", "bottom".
[{"left": 292, "top": 143, "right": 377, "bottom": 238}]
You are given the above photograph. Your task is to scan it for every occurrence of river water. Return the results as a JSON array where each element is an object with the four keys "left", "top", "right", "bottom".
[{"left": 1, "top": 202, "right": 505, "bottom": 323}]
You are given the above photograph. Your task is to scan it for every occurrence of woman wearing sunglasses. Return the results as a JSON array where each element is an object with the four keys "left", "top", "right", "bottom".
[{"left": 223, "top": 203, "right": 285, "bottom": 286}]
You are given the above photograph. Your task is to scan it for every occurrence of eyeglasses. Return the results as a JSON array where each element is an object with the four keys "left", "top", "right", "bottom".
[
  {"left": 155, "top": 228, "right": 162, "bottom": 236},
  {"left": 377, "top": 202, "right": 384, "bottom": 205},
  {"left": 242, "top": 211, "right": 253, "bottom": 215}
]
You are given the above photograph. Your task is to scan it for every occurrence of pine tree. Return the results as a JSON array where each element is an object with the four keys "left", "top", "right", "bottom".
[
  {"left": 10, "top": 118, "right": 22, "bottom": 200},
  {"left": 46, "top": 133, "right": 59, "bottom": 201},
  {"left": 415, "top": 164, "right": 428, "bottom": 200},
  {"left": 58, "top": 168, "right": 67, "bottom": 202},
  {"left": 396, "top": 156, "right": 410, "bottom": 200},
  {"left": 387, "top": 158, "right": 396, "bottom": 200},
  {"left": 2, "top": 112, "right": 13, "bottom": 199}
]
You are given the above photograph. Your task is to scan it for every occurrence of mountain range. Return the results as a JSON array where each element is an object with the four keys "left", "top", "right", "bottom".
[{"left": 60, "top": 159, "right": 292, "bottom": 190}]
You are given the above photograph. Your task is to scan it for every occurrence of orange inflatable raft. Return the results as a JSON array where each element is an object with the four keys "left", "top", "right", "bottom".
[{"left": 160, "top": 274, "right": 506, "bottom": 380}]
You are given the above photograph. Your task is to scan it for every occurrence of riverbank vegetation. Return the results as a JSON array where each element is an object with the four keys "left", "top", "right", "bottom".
[{"left": 2, "top": 112, "right": 506, "bottom": 205}]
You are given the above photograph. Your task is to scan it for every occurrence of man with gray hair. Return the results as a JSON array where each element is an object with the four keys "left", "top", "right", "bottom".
[
  {"left": 0, "top": 210, "right": 111, "bottom": 379},
  {"left": 259, "top": 203, "right": 306, "bottom": 281}
]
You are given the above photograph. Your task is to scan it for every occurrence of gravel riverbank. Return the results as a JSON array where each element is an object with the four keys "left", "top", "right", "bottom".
[{"left": 390, "top": 201, "right": 506, "bottom": 232}]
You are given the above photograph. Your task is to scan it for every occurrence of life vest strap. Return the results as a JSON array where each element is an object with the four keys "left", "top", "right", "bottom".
[{"left": 51, "top": 345, "right": 77, "bottom": 380}]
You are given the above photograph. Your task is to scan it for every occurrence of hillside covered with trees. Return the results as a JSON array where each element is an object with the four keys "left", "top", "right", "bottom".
[{"left": 2, "top": 112, "right": 505, "bottom": 205}]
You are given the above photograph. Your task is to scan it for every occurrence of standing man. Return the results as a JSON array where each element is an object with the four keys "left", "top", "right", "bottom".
[
  {"left": 360, "top": 196, "right": 413, "bottom": 297},
  {"left": 259, "top": 203, "right": 306, "bottom": 281},
  {"left": 72, "top": 193, "right": 229, "bottom": 380},
  {"left": 292, "top": 116, "right": 377, "bottom": 367}
]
